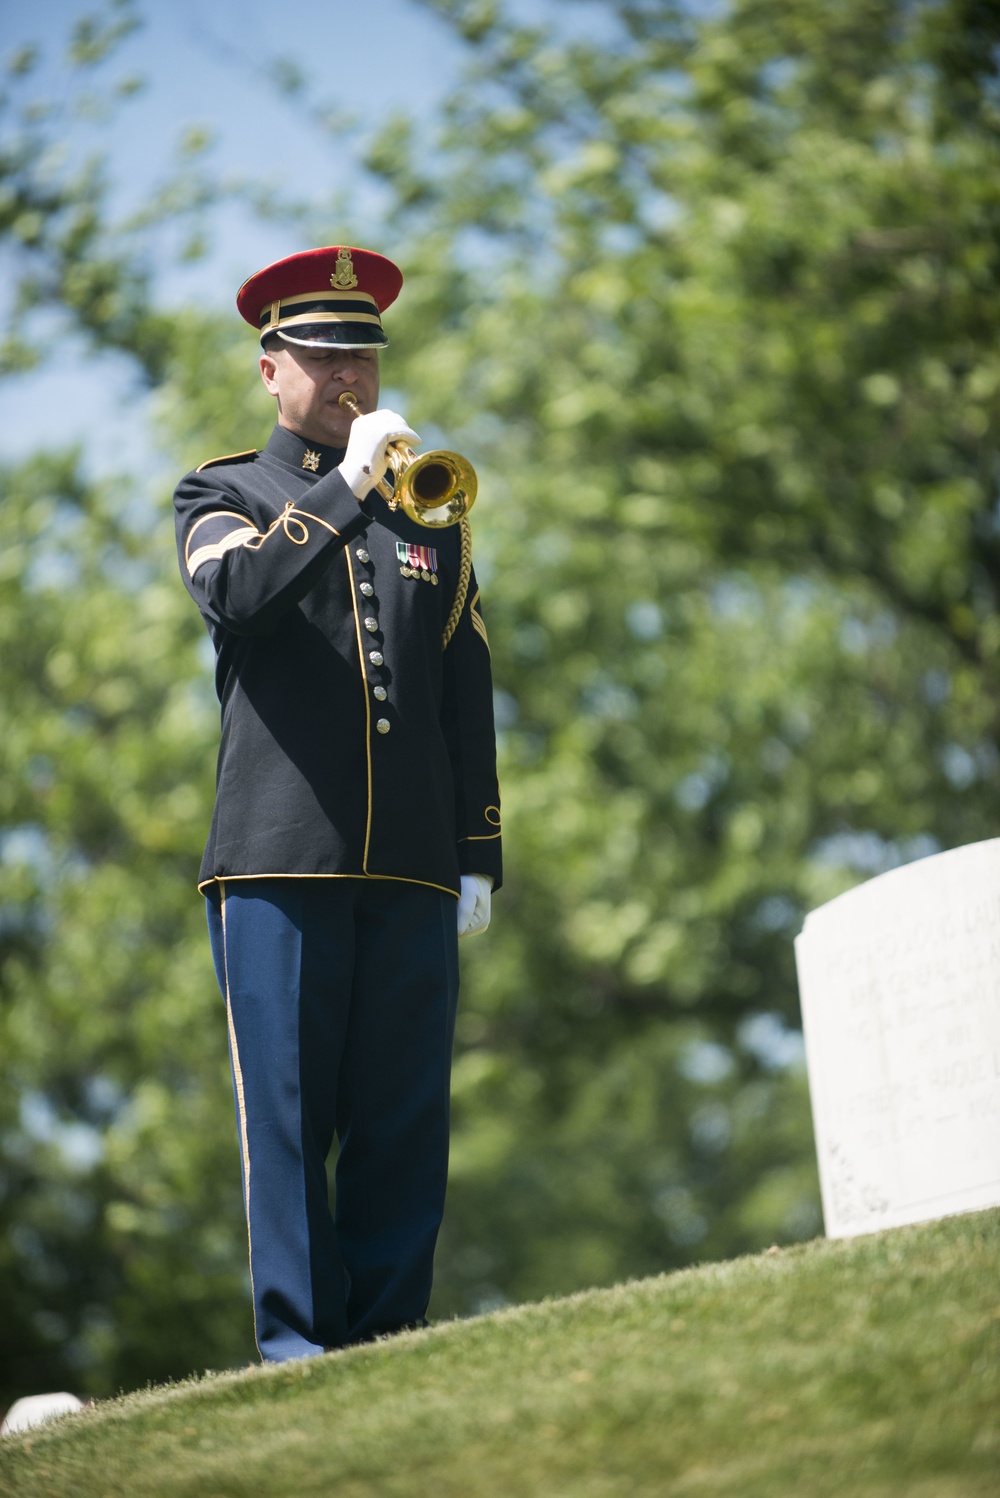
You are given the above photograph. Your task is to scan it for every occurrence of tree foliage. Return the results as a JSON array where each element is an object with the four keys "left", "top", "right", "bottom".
[
  {"left": 1, "top": 0, "right": 998, "bottom": 1399},
  {"left": 372, "top": 0, "right": 1000, "bottom": 1308},
  {"left": 0, "top": 451, "right": 257, "bottom": 1397},
  {"left": 0, "top": 12, "right": 258, "bottom": 1400}
]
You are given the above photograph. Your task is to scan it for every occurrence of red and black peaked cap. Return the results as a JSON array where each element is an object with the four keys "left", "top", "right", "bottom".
[{"left": 236, "top": 246, "right": 403, "bottom": 350}]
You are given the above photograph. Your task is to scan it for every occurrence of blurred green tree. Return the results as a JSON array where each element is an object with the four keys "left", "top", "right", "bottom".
[
  {"left": 359, "top": 0, "right": 1000, "bottom": 1311},
  {"left": 0, "top": 450, "right": 260, "bottom": 1397},
  {"left": 0, "top": 7, "right": 263, "bottom": 1401}
]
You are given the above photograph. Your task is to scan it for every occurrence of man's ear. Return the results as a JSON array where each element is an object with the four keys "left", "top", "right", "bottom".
[{"left": 259, "top": 351, "right": 280, "bottom": 396}]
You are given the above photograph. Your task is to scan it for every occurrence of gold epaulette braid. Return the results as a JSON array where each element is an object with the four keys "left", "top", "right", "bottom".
[{"left": 442, "top": 518, "right": 473, "bottom": 651}]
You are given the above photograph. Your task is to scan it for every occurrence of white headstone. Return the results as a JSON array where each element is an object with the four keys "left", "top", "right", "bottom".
[
  {"left": 1, "top": 1392, "right": 83, "bottom": 1436},
  {"left": 795, "top": 837, "right": 1000, "bottom": 1238}
]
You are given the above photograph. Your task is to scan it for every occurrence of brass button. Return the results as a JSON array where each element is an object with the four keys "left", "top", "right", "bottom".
[
  {"left": 360, "top": 582, "right": 374, "bottom": 597},
  {"left": 373, "top": 686, "right": 387, "bottom": 702},
  {"left": 364, "top": 616, "right": 378, "bottom": 633},
  {"left": 376, "top": 718, "right": 391, "bottom": 735},
  {"left": 356, "top": 548, "right": 370, "bottom": 563},
  {"left": 368, "top": 650, "right": 383, "bottom": 666}
]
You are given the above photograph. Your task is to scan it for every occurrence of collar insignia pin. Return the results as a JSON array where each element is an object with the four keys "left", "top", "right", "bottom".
[
  {"left": 302, "top": 449, "right": 321, "bottom": 472},
  {"left": 331, "top": 248, "right": 359, "bottom": 290}
]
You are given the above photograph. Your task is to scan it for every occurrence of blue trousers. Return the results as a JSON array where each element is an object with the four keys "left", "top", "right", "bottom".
[{"left": 206, "top": 877, "right": 460, "bottom": 1362}]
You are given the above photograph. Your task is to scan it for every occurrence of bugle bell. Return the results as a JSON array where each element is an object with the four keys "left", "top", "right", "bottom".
[{"left": 338, "top": 391, "right": 476, "bottom": 530}]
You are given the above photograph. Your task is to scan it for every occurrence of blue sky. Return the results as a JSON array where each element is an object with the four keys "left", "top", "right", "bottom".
[
  {"left": 2, "top": 0, "right": 621, "bottom": 471},
  {"left": 0, "top": 0, "right": 473, "bottom": 469}
]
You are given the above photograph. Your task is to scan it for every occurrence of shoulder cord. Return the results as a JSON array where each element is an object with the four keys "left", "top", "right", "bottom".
[{"left": 442, "top": 517, "right": 473, "bottom": 651}]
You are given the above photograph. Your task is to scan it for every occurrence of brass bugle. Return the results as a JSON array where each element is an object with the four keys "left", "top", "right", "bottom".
[{"left": 338, "top": 391, "right": 476, "bottom": 530}]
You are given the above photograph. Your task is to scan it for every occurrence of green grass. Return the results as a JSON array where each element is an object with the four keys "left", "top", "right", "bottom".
[{"left": 2, "top": 1209, "right": 997, "bottom": 1498}]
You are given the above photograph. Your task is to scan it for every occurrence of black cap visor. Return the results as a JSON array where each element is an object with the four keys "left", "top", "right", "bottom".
[{"left": 270, "top": 321, "right": 389, "bottom": 350}]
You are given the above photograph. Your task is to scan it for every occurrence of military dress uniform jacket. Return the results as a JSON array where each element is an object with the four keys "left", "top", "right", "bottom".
[{"left": 173, "top": 423, "right": 502, "bottom": 898}]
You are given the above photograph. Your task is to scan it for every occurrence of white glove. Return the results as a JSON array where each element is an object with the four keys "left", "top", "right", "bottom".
[
  {"left": 457, "top": 874, "right": 492, "bottom": 939},
  {"left": 338, "top": 407, "right": 419, "bottom": 499}
]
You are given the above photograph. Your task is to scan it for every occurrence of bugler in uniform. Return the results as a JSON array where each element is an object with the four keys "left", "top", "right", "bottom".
[{"left": 173, "top": 246, "right": 500, "bottom": 1360}]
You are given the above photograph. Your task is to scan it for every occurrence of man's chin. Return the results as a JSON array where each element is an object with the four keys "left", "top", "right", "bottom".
[
  {"left": 320, "top": 410, "right": 356, "bottom": 446},
  {"left": 284, "top": 418, "right": 350, "bottom": 449}
]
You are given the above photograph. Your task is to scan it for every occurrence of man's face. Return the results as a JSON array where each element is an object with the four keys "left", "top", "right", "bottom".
[{"left": 259, "top": 342, "right": 381, "bottom": 447}]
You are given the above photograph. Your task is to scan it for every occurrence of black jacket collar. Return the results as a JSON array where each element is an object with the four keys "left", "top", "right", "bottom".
[{"left": 265, "top": 424, "right": 346, "bottom": 477}]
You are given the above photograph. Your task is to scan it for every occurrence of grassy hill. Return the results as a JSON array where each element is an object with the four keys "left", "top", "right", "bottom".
[{"left": 1, "top": 1208, "right": 996, "bottom": 1498}]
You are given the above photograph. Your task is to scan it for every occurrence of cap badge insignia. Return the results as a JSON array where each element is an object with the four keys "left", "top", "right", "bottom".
[
  {"left": 331, "top": 248, "right": 359, "bottom": 290},
  {"left": 302, "top": 449, "right": 321, "bottom": 471},
  {"left": 397, "top": 540, "right": 439, "bottom": 583}
]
